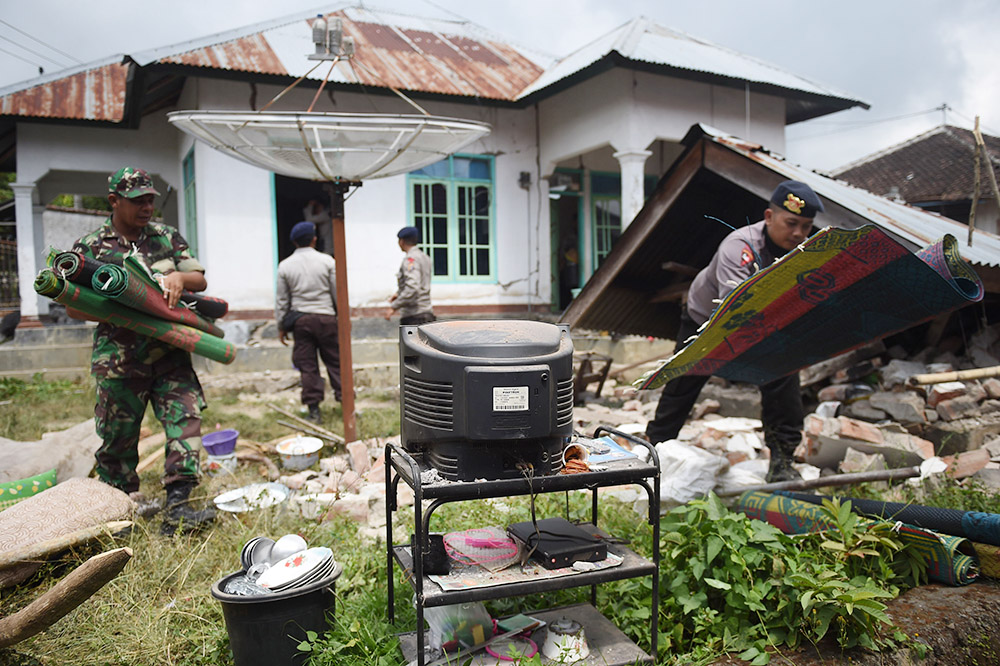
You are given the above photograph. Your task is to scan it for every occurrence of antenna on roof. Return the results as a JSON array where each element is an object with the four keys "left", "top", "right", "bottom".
[{"left": 309, "top": 15, "right": 354, "bottom": 61}]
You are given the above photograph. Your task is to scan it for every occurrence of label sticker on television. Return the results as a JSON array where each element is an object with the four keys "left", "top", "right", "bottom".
[{"left": 493, "top": 386, "right": 529, "bottom": 411}]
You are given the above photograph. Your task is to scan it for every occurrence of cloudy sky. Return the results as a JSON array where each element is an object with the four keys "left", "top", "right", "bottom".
[{"left": 1, "top": 0, "right": 997, "bottom": 171}]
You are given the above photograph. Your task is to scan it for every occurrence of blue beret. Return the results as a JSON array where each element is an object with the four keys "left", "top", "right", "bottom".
[
  {"left": 397, "top": 226, "right": 420, "bottom": 242},
  {"left": 770, "top": 180, "right": 824, "bottom": 218},
  {"left": 290, "top": 221, "right": 316, "bottom": 243}
]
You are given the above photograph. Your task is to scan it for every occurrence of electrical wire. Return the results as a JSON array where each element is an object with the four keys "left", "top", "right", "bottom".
[
  {"left": 0, "top": 18, "right": 82, "bottom": 64},
  {"left": 0, "top": 33, "right": 69, "bottom": 68},
  {"left": 0, "top": 43, "right": 39, "bottom": 68}
]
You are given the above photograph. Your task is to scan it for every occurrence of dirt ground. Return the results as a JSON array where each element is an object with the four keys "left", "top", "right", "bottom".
[{"left": 710, "top": 580, "right": 1000, "bottom": 665}]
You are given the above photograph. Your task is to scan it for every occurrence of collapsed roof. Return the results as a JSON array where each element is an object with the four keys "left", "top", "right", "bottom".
[{"left": 560, "top": 124, "right": 1000, "bottom": 341}]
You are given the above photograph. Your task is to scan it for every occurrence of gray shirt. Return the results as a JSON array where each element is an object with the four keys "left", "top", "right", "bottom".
[
  {"left": 276, "top": 246, "right": 338, "bottom": 321},
  {"left": 686, "top": 220, "right": 780, "bottom": 325},
  {"left": 392, "top": 246, "right": 433, "bottom": 318}
]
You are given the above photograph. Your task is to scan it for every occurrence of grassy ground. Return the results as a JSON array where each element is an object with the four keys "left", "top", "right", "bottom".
[
  {"left": 0, "top": 374, "right": 653, "bottom": 665},
  {"left": 4, "top": 377, "right": 999, "bottom": 665}
]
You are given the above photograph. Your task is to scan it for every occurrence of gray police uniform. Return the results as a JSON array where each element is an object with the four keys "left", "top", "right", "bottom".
[
  {"left": 646, "top": 219, "right": 804, "bottom": 467},
  {"left": 393, "top": 246, "right": 435, "bottom": 325}
]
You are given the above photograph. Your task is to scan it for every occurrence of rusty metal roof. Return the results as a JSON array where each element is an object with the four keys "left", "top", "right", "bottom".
[
  {"left": 0, "top": 4, "right": 547, "bottom": 123},
  {"left": 0, "top": 5, "right": 866, "bottom": 125},
  {"left": 561, "top": 123, "right": 1000, "bottom": 340},
  {"left": 0, "top": 57, "right": 129, "bottom": 122}
]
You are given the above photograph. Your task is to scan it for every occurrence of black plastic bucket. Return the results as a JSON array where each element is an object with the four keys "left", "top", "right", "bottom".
[{"left": 211, "top": 563, "right": 342, "bottom": 666}]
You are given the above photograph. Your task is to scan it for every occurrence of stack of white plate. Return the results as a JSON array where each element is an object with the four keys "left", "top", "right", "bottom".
[{"left": 256, "top": 547, "right": 337, "bottom": 592}]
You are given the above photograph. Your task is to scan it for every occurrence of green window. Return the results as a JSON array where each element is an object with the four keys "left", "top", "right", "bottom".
[
  {"left": 182, "top": 148, "right": 198, "bottom": 256},
  {"left": 408, "top": 155, "right": 494, "bottom": 281}
]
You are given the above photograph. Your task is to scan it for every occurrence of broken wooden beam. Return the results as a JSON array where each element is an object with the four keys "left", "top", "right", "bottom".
[
  {"left": 0, "top": 547, "right": 132, "bottom": 648},
  {"left": 715, "top": 466, "right": 922, "bottom": 498}
]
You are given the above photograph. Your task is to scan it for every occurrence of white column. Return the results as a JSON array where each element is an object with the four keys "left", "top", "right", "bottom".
[
  {"left": 613, "top": 149, "right": 652, "bottom": 230},
  {"left": 11, "top": 182, "right": 47, "bottom": 317}
]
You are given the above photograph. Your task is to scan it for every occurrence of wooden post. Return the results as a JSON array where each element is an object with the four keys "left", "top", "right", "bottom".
[
  {"left": 969, "top": 116, "right": 982, "bottom": 246},
  {"left": 327, "top": 181, "right": 358, "bottom": 443},
  {"left": 973, "top": 118, "right": 1000, "bottom": 232}
]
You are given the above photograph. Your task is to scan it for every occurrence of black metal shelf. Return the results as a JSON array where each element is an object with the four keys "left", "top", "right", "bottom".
[
  {"left": 391, "top": 541, "right": 656, "bottom": 608},
  {"left": 385, "top": 425, "right": 661, "bottom": 666}
]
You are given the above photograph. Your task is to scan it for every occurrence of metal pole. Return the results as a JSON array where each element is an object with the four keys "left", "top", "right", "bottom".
[{"left": 327, "top": 180, "right": 359, "bottom": 443}]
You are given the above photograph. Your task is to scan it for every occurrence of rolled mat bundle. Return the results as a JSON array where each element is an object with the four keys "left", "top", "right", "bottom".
[
  {"left": 50, "top": 251, "right": 229, "bottom": 320},
  {"left": 34, "top": 269, "right": 236, "bottom": 365},
  {"left": 737, "top": 490, "right": 978, "bottom": 586},
  {"left": 775, "top": 491, "right": 1000, "bottom": 547},
  {"left": 90, "top": 262, "right": 224, "bottom": 338},
  {"left": 776, "top": 491, "right": 1000, "bottom": 580}
]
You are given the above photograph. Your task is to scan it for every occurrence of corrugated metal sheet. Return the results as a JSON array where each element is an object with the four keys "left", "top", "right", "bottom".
[
  {"left": 517, "top": 16, "right": 867, "bottom": 112},
  {"left": 159, "top": 33, "right": 287, "bottom": 76},
  {"left": 0, "top": 60, "right": 129, "bottom": 122}
]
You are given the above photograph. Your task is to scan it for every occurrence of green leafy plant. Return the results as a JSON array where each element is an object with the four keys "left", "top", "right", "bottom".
[{"left": 652, "top": 494, "right": 927, "bottom": 664}]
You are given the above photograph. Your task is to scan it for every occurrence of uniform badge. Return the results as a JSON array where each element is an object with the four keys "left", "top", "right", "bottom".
[
  {"left": 783, "top": 193, "right": 805, "bottom": 214},
  {"left": 740, "top": 246, "right": 753, "bottom": 267}
]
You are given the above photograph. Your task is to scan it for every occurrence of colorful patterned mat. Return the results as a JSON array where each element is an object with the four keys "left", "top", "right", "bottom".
[
  {"left": 636, "top": 226, "right": 983, "bottom": 389},
  {"left": 737, "top": 491, "right": 978, "bottom": 586}
]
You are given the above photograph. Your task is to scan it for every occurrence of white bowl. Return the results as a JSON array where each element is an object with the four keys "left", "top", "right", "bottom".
[
  {"left": 269, "top": 533, "right": 309, "bottom": 564},
  {"left": 276, "top": 436, "right": 324, "bottom": 470}
]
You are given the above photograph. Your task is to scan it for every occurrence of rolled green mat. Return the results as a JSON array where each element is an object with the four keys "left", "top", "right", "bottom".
[
  {"left": 34, "top": 269, "right": 236, "bottom": 365},
  {"left": 91, "top": 263, "right": 224, "bottom": 338}
]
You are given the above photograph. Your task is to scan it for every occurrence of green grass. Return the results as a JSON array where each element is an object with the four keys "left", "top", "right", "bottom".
[{"left": 0, "top": 376, "right": 95, "bottom": 441}]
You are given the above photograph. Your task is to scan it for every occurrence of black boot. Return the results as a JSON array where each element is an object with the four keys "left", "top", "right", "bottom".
[
  {"left": 766, "top": 456, "right": 800, "bottom": 483},
  {"left": 161, "top": 481, "right": 216, "bottom": 536},
  {"left": 306, "top": 404, "right": 321, "bottom": 423}
]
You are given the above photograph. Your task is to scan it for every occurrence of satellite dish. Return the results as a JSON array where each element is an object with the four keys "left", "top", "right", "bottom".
[{"left": 167, "top": 111, "right": 491, "bottom": 181}]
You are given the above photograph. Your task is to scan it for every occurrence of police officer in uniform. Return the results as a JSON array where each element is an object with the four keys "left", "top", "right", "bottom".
[
  {"left": 386, "top": 226, "right": 435, "bottom": 325},
  {"left": 645, "top": 180, "right": 824, "bottom": 482}
]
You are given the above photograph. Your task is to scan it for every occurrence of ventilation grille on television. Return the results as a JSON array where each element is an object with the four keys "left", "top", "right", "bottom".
[
  {"left": 403, "top": 377, "right": 454, "bottom": 431},
  {"left": 555, "top": 378, "right": 574, "bottom": 428}
]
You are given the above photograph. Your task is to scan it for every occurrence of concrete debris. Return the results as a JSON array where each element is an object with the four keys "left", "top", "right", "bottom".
[
  {"left": 797, "top": 414, "right": 934, "bottom": 469},
  {"left": 869, "top": 390, "right": 926, "bottom": 423}
]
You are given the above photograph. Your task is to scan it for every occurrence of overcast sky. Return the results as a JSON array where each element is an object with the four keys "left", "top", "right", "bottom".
[{"left": 1, "top": 0, "right": 997, "bottom": 172}]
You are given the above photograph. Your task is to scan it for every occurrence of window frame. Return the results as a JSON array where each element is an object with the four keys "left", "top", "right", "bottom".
[{"left": 406, "top": 154, "right": 496, "bottom": 283}]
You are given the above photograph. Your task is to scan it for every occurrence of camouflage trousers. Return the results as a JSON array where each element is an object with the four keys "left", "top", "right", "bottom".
[{"left": 94, "top": 365, "right": 206, "bottom": 493}]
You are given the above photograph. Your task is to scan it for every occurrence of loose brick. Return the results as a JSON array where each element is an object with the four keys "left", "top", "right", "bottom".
[
  {"left": 927, "top": 381, "right": 967, "bottom": 408},
  {"left": 935, "top": 395, "right": 981, "bottom": 422}
]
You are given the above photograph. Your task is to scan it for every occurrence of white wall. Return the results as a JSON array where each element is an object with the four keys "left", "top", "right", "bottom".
[{"left": 537, "top": 69, "right": 787, "bottom": 173}]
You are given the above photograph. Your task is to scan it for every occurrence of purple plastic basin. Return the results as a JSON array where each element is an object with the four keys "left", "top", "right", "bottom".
[{"left": 203, "top": 429, "right": 239, "bottom": 456}]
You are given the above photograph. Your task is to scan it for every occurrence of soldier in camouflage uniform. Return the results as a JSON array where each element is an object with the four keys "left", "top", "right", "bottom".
[{"left": 70, "top": 166, "right": 215, "bottom": 534}]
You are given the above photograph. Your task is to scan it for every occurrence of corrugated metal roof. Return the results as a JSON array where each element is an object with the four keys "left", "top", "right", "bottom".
[
  {"left": 699, "top": 124, "right": 1000, "bottom": 268},
  {"left": 136, "top": 5, "right": 545, "bottom": 100},
  {"left": 0, "top": 58, "right": 129, "bottom": 122},
  {"left": 516, "top": 16, "right": 867, "bottom": 117},
  {"left": 0, "top": 5, "right": 864, "bottom": 124}
]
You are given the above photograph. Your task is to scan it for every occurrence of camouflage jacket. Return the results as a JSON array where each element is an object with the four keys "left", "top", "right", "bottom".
[{"left": 73, "top": 219, "right": 205, "bottom": 378}]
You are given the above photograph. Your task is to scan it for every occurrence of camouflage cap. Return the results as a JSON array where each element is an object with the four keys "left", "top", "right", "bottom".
[{"left": 108, "top": 166, "right": 160, "bottom": 198}]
